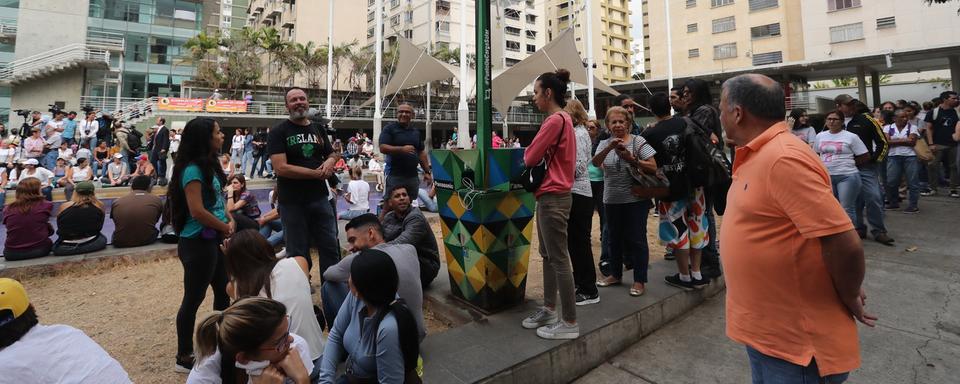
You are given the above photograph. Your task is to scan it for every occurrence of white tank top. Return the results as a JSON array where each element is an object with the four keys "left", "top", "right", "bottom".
[
  {"left": 71, "top": 166, "right": 92, "bottom": 182},
  {"left": 260, "top": 258, "right": 325, "bottom": 360}
]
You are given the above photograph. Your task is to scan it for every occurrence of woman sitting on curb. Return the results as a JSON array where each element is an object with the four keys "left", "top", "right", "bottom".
[{"left": 53, "top": 181, "right": 107, "bottom": 256}]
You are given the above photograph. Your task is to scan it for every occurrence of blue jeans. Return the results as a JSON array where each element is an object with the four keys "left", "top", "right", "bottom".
[
  {"left": 240, "top": 150, "right": 253, "bottom": 176},
  {"left": 338, "top": 209, "right": 368, "bottom": 220},
  {"left": 746, "top": 346, "right": 849, "bottom": 384},
  {"left": 886, "top": 156, "right": 919, "bottom": 209},
  {"left": 43, "top": 150, "right": 58, "bottom": 170},
  {"left": 320, "top": 280, "right": 349, "bottom": 332},
  {"left": 604, "top": 200, "right": 650, "bottom": 283},
  {"left": 855, "top": 163, "right": 887, "bottom": 235},
  {"left": 417, "top": 188, "right": 437, "bottom": 212},
  {"left": 250, "top": 154, "right": 268, "bottom": 177},
  {"left": 258, "top": 219, "right": 285, "bottom": 247},
  {"left": 830, "top": 173, "right": 861, "bottom": 224},
  {"left": 278, "top": 198, "right": 340, "bottom": 277}
]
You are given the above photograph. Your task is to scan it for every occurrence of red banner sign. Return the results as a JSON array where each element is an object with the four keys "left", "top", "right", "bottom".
[
  {"left": 157, "top": 97, "right": 204, "bottom": 112},
  {"left": 205, "top": 99, "right": 248, "bottom": 113}
]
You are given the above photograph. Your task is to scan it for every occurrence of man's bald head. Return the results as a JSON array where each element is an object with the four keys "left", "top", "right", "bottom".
[{"left": 721, "top": 74, "right": 785, "bottom": 122}]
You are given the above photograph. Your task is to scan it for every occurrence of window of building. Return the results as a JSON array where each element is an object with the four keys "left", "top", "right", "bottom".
[
  {"left": 526, "top": 44, "right": 536, "bottom": 53},
  {"left": 686, "top": 0, "right": 697, "bottom": 7},
  {"left": 713, "top": 43, "right": 737, "bottom": 59},
  {"left": 367, "top": 11, "right": 374, "bottom": 22},
  {"left": 748, "top": 0, "right": 777, "bottom": 11},
  {"left": 828, "top": 0, "right": 861, "bottom": 11},
  {"left": 390, "top": 0, "right": 400, "bottom": 8},
  {"left": 506, "top": 40, "right": 521, "bottom": 52},
  {"left": 526, "top": 14, "right": 537, "bottom": 24},
  {"left": 505, "top": 8, "right": 521, "bottom": 20},
  {"left": 688, "top": 48, "right": 700, "bottom": 58},
  {"left": 437, "top": 21, "right": 450, "bottom": 33},
  {"left": 752, "top": 51, "right": 782, "bottom": 65},
  {"left": 404, "top": 11, "right": 413, "bottom": 23},
  {"left": 712, "top": 16, "right": 735, "bottom": 33},
  {"left": 830, "top": 22, "right": 863, "bottom": 43},
  {"left": 390, "top": 15, "right": 400, "bottom": 26},
  {"left": 876, "top": 16, "right": 896, "bottom": 29},
  {"left": 526, "top": 30, "right": 537, "bottom": 39},
  {"left": 367, "top": 27, "right": 374, "bottom": 38},
  {"left": 750, "top": 23, "right": 781, "bottom": 39},
  {"left": 506, "top": 26, "right": 521, "bottom": 36},
  {"left": 404, "top": 29, "right": 413, "bottom": 39},
  {"left": 506, "top": 58, "right": 521, "bottom": 67},
  {"left": 712, "top": 0, "right": 734, "bottom": 7},
  {"left": 687, "top": 23, "right": 698, "bottom": 33}
]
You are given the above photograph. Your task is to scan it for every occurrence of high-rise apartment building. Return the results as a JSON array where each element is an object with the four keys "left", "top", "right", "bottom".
[
  {"left": 208, "top": 0, "right": 248, "bottom": 37},
  {"left": 3, "top": 0, "right": 213, "bottom": 122},
  {"left": 247, "top": 0, "right": 365, "bottom": 90},
  {"left": 545, "top": 0, "right": 634, "bottom": 84},
  {"left": 644, "top": 0, "right": 804, "bottom": 80}
]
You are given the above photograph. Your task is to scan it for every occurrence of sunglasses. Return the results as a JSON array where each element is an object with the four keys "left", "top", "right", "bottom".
[{"left": 259, "top": 316, "right": 291, "bottom": 353}]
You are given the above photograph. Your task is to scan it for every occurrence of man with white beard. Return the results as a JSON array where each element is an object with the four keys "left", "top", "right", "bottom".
[{"left": 267, "top": 87, "right": 341, "bottom": 277}]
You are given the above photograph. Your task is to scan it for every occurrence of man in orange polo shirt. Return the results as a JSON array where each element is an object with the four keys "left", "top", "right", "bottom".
[{"left": 718, "top": 74, "right": 878, "bottom": 383}]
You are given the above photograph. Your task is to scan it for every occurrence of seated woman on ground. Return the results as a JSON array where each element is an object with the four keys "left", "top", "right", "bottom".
[
  {"left": 258, "top": 185, "right": 284, "bottom": 249},
  {"left": 93, "top": 141, "right": 110, "bottom": 178},
  {"left": 10, "top": 159, "right": 54, "bottom": 201},
  {"left": 187, "top": 297, "right": 313, "bottom": 384},
  {"left": 339, "top": 166, "right": 370, "bottom": 220},
  {"left": 51, "top": 158, "right": 68, "bottom": 186},
  {"left": 60, "top": 157, "right": 94, "bottom": 201},
  {"left": 225, "top": 174, "right": 261, "bottom": 222},
  {"left": 53, "top": 181, "right": 107, "bottom": 256},
  {"left": 101, "top": 153, "right": 130, "bottom": 187},
  {"left": 2, "top": 178, "right": 54, "bottom": 261},
  {"left": 319, "top": 249, "right": 421, "bottom": 384},
  {"left": 223, "top": 230, "right": 325, "bottom": 376}
]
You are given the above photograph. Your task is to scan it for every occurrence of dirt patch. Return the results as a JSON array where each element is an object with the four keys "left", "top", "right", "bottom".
[{"left": 19, "top": 209, "right": 697, "bottom": 383}]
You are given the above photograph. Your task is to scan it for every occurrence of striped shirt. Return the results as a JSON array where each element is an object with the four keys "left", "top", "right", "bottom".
[
  {"left": 596, "top": 134, "right": 657, "bottom": 204},
  {"left": 571, "top": 124, "right": 593, "bottom": 197}
]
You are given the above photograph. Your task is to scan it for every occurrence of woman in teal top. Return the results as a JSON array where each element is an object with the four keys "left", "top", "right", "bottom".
[{"left": 167, "top": 117, "right": 234, "bottom": 372}]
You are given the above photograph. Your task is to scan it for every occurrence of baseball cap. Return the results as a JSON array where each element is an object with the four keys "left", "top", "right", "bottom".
[
  {"left": 0, "top": 278, "right": 29, "bottom": 327},
  {"left": 24, "top": 158, "right": 38, "bottom": 166},
  {"left": 75, "top": 181, "right": 95, "bottom": 195},
  {"left": 138, "top": 154, "right": 148, "bottom": 161},
  {"left": 834, "top": 94, "right": 854, "bottom": 105},
  {"left": 113, "top": 153, "right": 123, "bottom": 159}
]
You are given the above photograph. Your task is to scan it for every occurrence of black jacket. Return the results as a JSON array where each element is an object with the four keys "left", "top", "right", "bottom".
[
  {"left": 152, "top": 125, "right": 170, "bottom": 154},
  {"left": 845, "top": 113, "right": 888, "bottom": 163}
]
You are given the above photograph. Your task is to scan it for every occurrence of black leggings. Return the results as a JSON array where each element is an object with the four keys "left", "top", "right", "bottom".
[
  {"left": 568, "top": 193, "right": 598, "bottom": 296},
  {"left": 176, "top": 236, "right": 229, "bottom": 357}
]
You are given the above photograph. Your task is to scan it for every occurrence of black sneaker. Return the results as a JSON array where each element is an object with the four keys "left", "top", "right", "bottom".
[
  {"left": 664, "top": 250, "right": 676, "bottom": 261},
  {"left": 575, "top": 292, "right": 600, "bottom": 306},
  {"left": 701, "top": 264, "right": 722, "bottom": 279},
  {"left": 691, "top": 276, "right": 710, "bottom": 289},
  {"left": 951, "top": 190, "right": 960, "bottom": 198},
  {"left": 175, "top": 355, "right": 194, "bottom": 373},
  {"left": 664, "top": 274, "right": 695, "bottom": 291},
  {"left": 920, "top": 188, "right": 935, "bottom": 197}
]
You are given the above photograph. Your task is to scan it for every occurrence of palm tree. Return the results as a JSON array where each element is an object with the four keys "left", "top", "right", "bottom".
[
  {"left": 331, "top": 40, "right": 358, "bottom": 91},
  {"left": 182, "top": 32, "right": 223, "bottom": 88},
  {"left": 259, "top": 27, "right": 289, "bottom": 90},
  {"left": 291, "top": 41, "right": 328, "bottom": 91}
]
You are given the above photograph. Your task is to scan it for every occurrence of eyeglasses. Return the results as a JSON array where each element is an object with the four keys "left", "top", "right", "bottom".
[
  {"left": 825, "top": 117, "right": 842, "bottom": 121},
  {"left": 260, "top": 316, "right": 291, "bottom": 353}
]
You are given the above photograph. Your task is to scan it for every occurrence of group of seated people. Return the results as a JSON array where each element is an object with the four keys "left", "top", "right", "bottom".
[{"left": 2, "top": 175, "right": 163, "bottom": 260}]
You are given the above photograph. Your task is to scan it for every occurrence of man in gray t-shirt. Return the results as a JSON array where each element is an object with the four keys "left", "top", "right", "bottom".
[
  {"left": 321, "top": 214, "right": 425, "bottom": 340},
  {"left": 101, "top": 153, "right": 129, "bottom": 186}
]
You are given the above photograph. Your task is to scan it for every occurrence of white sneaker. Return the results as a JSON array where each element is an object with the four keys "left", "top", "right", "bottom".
[
  {"left": 275, "top": 248, "right": 287, "bottom": 259},
  {"left": 536, "top": 321, "right": 580, "bottom": 340},
  {"left": 521, "top": 307, "right": 557, "bottom": 329}
]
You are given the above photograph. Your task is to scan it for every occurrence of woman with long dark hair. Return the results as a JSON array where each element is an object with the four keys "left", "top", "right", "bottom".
[
  {"left": 2, "top": 178, "right": 54, "bottom": 260},
  {"left": 225, "top": 174, "right": 261, "bottom": 221},
  {"left": 520, "top": 69, "right": 579, "bottom": 340},
  {"left": 319, "top": 249, "right": 421, "bottom": 383},
  {"left": 168, "top": 117, "right": 233, "bottom": 373},
  {"left": 223, "top": 230, "right": 324, "bottom": 370},
  {"left": 189, "top": 297, "right": 313, "bottom": 384},
  {"left": 788, "top": 108, "right": 816, "bottom": 146}
]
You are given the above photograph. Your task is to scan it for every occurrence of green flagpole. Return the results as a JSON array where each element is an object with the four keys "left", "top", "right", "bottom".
[{"left": 475, "top": 0, "right": 492, "bottom": 188}]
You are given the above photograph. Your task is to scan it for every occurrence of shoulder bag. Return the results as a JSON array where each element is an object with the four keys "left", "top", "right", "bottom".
[
  {"left": 514, "top": 113, "right": 568, "bottom": 193},
  {"left": 626, "top": 135, "right": 671, "bottom": 199}
]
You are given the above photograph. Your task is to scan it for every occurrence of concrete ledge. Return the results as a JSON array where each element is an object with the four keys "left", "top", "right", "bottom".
[
  {"left": 420, "top": 261, "right": 725, "bottom": 384},
  {"left": 0, "top": 242, "right": 178, "bottom": 279}
]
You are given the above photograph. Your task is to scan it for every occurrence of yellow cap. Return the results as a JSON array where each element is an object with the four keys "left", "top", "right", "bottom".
[{"left": 0, "top": 278, "right": 29, "bottom": 322}]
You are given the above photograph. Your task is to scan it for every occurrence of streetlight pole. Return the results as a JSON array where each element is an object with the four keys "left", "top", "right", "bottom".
[
  {"left": 457, "top": 0, "right": 470, "bottom": 149},
  {"left": 426, "top": 0, "right": 433, "bottom": 152},
  {"left": 664, "top": 0, "right": 674, "bottom": 113},
  {"left": 373, "top": 0, "right": 384, "bottom": 153},
  {"left": 476, "top": 0, "right": 492, "bottom": 185},
  {"left": 585, "top": 0, "right": 596, "bottom": 119},
  {"left": 325, "top": 0, "right": 334, "bottom": 121}
]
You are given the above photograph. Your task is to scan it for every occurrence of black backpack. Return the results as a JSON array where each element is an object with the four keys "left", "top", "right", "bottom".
[
  {"left": 681, "top": 116, "right": 731, "bottom": 189},
  {"left": 126, "top": 128, "right": 143, "bottom": 151}
]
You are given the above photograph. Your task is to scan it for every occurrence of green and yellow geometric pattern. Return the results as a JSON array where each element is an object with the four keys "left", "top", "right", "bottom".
[{"left": 430, "top": 148, "right": 536, "bottom": 312}]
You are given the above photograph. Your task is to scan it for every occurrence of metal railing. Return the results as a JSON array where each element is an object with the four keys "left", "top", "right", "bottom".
[
  {"left": 94, "top": 95, "right": 547, "bottom": 125},
  {"left": 86, "top": 30, "right": 125, "bottom": 52},
  {"left": 0, "top": 43, "right": 110, "bottom": 82}
]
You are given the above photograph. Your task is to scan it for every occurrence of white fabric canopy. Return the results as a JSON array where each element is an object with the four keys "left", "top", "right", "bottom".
[
  {"left": 491, "top": 28, "right": 619, "bottom": 114},
  {"left": 361, "top": 37, "right": 457, "bottom": 107}
]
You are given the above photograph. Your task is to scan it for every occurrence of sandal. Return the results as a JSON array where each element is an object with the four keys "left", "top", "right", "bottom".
[
  {"left": 596, "top": 277, "right": 621, "bottom": 287},
  {"left": 629, "top": 283, "right": 645, "bottom": 296}
]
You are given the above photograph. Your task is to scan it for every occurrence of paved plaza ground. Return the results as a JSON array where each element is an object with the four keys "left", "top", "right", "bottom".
[{"left": 577, "top": 195, "right": 960, "bottom": 384}]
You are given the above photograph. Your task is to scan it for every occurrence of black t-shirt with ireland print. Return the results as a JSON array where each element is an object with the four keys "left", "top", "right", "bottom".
[{"left": 267, "top": 119, "right": 334, "bottom": 204}]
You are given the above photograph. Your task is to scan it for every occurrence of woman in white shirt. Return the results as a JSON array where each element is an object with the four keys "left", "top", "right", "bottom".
[
  {"left": 12, "top": 158, "right": 55, "bottom": 200},
  {"left": 884, "top": 109, "right": 921, "bottom": 213},
  {"left": 223, "top": 230, "right": 325, "bottom": 377},
  {"left": 188, "top": 297, "right": 312, "bottom": 384},
  {"left": 367, "top": 155, "right": 384, "bottom": 192},
  {"left": 230, "top": 129, "right": 244, "bottom": 169},
  {"left": 60, "top": 157, "right": 94, "bottom": 201},
  {"left": 339, "top": 166, "right": 370, "bottom": 220},
  {"left": 814, "top": 110, "right": 870, "bottom": 223},
  {"left": 78, "top": 112, "right": 99, "bottom": 148}
]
